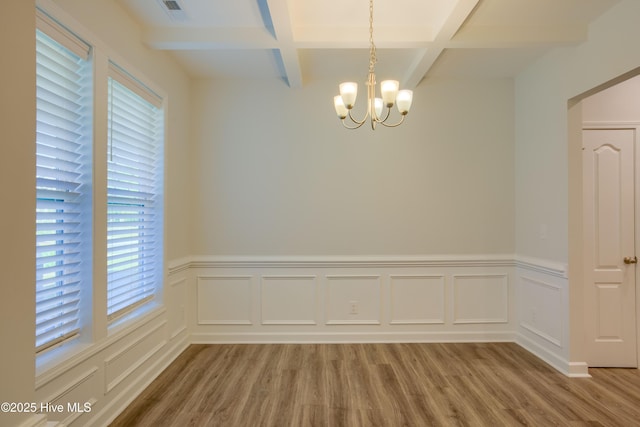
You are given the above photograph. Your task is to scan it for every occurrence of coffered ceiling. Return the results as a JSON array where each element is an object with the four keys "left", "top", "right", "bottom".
[{"left": 117, "top": 0, "right": 619, "bottom": 87}]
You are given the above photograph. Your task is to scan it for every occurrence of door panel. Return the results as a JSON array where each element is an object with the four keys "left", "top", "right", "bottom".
[{"left": 583, "top": 128, "right": 637, "bottom": 367}]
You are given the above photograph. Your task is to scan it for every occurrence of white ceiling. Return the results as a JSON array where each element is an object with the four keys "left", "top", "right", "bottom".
[{"left": 117, "top": 0, "right": 619, "bottom": 87}]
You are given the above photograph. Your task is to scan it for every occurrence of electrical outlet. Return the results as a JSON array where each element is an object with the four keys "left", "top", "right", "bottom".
[{"left": 349, "top": 301, "right": 359, "bottom": 315}]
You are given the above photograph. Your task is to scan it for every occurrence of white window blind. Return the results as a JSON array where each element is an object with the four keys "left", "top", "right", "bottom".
[
  {"left": 35, "top": 28, "right": 91, "bottom": 353},
  {"left": 107, "top": 71, "right": 164, "bottom": 322}
]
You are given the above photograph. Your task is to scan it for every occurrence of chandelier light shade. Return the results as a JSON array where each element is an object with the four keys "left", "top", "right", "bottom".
[{"left": 333, "top": 0, "right": 413, "bottom": 130}]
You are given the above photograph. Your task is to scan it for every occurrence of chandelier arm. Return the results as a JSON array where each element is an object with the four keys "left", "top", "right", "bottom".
[
  {"left": 373, "top": 107, "right": 391, "bottom": 123},
  {"left": 346, "top": 108, "right": 369, "bottom": 126},
  {"left": 378, "top": 114, "right": 407, "bottom": 128},
  {"left": 341, "top": 119, "right": 367, "bottom": 130}
]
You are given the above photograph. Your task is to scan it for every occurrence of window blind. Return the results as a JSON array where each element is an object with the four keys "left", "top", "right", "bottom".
[
  {"left": 107, "top": 74, "right": 163, "bottom": 322},
  {"left": 35, "top": 29, "right": 91, "bottom": 353}
]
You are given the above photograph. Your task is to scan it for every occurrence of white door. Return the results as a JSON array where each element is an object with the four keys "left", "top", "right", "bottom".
[{"left": 583, "top": 128, "right": 637, "bottom": 367}]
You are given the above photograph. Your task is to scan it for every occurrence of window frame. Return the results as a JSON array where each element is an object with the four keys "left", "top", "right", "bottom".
[
  {"left": 106, "top": 63, "right": 165, "bottom": 325},
  {"left": 35, "top": 5, "right": 167, "bottom": 365},
  {"left": 35, "top": 11, "right": 93, "bottom": 355}
]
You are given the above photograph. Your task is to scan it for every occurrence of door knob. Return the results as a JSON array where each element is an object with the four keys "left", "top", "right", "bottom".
[{"left": 624, "top": 256, "right": 638, "bottom": 264}]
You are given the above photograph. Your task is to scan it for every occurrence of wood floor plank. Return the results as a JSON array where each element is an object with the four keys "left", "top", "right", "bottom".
[{"left": 109, "top": 343, "right": 640, "bottom": 427}]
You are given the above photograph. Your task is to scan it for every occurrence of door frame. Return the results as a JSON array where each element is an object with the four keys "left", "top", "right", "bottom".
[
  {"left": 582, "top": 122, "right": 640, "bottom": 367},
  {"left": 567, "top": 68, "right": 640, "bottom": 374}
]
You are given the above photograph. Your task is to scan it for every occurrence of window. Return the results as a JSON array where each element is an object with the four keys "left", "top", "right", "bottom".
[
  {"left": 35, "top": 26, "right": 92, "bottom": 353},
  {"left": 107, "top": 67, "right": 164, "bottom": 323},
  {"left": 35, "top": 8, "right": 165, "bottom": 355}
]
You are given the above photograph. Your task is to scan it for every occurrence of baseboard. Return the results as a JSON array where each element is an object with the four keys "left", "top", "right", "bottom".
[
  {"left": 191, "top": 330, "right": 516, "bottom": 344},
  {"left": 516, "top": 333, "right": 590, "bottom": 377}
]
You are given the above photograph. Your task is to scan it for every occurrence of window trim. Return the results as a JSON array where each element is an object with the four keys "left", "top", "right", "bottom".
[
  {"left": 35, "top": 4, "right": 167, "bottom": 363},
  {"left": 35, "top": 13, "right": 93, "bottom": 355},
  {"left": 106, "top": 65, "right": 165, "bottom": 324}
]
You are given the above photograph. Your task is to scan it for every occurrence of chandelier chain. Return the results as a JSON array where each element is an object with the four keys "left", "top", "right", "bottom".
[{"left": 368, "top": 0, "right": 377, "bottom": 74}]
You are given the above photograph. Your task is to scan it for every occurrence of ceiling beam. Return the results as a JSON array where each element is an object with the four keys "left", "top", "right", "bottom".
[
  {"left": 403, "top": 0, "right": 480, "bottom": 88},
  {"left": 144, "top": 27, "right": 277, "bottom": 50},
  {"left": 451, "top": 25, "right": 588, "bottom": 46},
  {"left": 144, "top": 24, "right": 588, "bottom": 52},
  {"left": 265, "top": 0, "right": 302, "bottom": 88}
]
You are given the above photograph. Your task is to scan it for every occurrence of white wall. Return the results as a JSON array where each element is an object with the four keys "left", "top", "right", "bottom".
[
  {"left": 0, "top": 4, "right": 38, "bottom": 427},
  {"left": 191, "top": 77, "right": 515, "bottom": 256},
  {"left": 515, "top": 0, "right": 640, "bottom": 263},
  {"left": 186, "top": 75, "right": 517, "bottom": 354},
  {"left": 514, "top": 0, "right": 640, "bottom": 372},
  {"left": 582, "top": 75, "right": 640, "bottom": 122}
]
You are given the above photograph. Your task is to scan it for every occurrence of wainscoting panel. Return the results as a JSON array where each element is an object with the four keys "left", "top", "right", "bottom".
[
  {"left": 513, "top": 257, "right": 581, "bottom": 376},
  {"left": 35, "top": 265, "right": 190, "bottom": 426},
  {"left": 519, "top": 275, "right": 562, "bottom": 346},
  {"left": 390, "top": 275, "right": 446, "bottom": 325},
  {"left": 41, "top": 367, "right": 99, "bottom": 425},
  {"left": 189, "top": 255, "right": 516, "bottom": 343},
  {"left": 261, "top": 276, "right": 318, "bottom": 325},
  {"left": 326, "top": 275, "right": 382, "bottom": 325},
  {"left": 29, "top": 255, "right": 581, "bottom": 426},
  {"left": 168, "top": 277, "right": 188, "bottom": 339},
  {"left": 452, "top": 274, "right": 509, "bottom": 324},
  {"left": 197, "top": 276, "right": 253, "bottom": 325},
  {"left": 104, "top": 320, "right": 167, "bottom": 393}
]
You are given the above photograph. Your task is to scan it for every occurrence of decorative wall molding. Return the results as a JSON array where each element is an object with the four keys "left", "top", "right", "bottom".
[
  {"left": 171, "top": 254, "right": 572, "bottom": 276},
  {"left": 42, "top": 366, "right": 98, "bottom": 423},
  {"left": 168, "top": 277, "right": 187, "bottom": 340},
  {"left": 325, "top": 275, "right": 382, "bottom": 325},
  {"left": 167, "top": 256, "right": 191, "bottom": 275},
  {"left": 514, "top": 259, "right": 577, "bottom": 379},
  {"left": 389, "top": 275, "right": 445, "bottom": 325},
  {"left": 519, "top": 275, "right": 563, "bottom": 347},
  {"left": 189, "top": 256, "right": 515, "bottom": 350},
  {"left": 169, "top": 277, "right": 187, "bottom": 288},
  {"left": 183, "top": 254, "right": 587, "bottom": 379},
  {"left": 452, "top": 274, "right": 509, "bottom": 324},
  {"left": 261, "top": 275, "right": 318, "bottom": 325},
  {"left": 170, "top": 326, "right": 188, "bottom": 341},
  {"left": 36, "top": 307, "right": 166, "bottom": 390},
  {"left": 104, "top": 320, "right": 168, "bottom": 393},
  {"left": 181, "top": 254, "right": 515, "bottom": 269},
  {"left": 94, "top": 334, "right": 190, "bottom": 427},
  {"left": 196, "top": 276, "right": 253, "bottom": 325},
  {"left": 32, "top": 253, "right": 585, "bottom": 427},
  {"left": 15, "top": 414, "right": 48, "bottom": 427},
  {"left": 514, "top": 255, "right": 567, "bottom": 278}
]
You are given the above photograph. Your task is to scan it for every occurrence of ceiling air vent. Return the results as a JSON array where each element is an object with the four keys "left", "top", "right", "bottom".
[
  {"left": 163, "top": 0, "right": 181, "bottom": 11},
  {"left": 158, "top": 0, "right": 187, "bottom": 21}
]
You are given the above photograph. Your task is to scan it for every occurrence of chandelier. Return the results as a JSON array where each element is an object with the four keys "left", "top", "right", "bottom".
[{"left": 333, "top": 0, "right": 413, "bottom": 130}]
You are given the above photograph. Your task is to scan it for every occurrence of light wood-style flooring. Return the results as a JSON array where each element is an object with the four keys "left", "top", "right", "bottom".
[{"left": 110, "top": 343, "right": 640, "bottom": 426}]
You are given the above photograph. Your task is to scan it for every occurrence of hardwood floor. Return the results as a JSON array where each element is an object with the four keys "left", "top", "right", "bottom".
[{"left": 110, "top": 343, "right": 640, "bottom": 426}]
